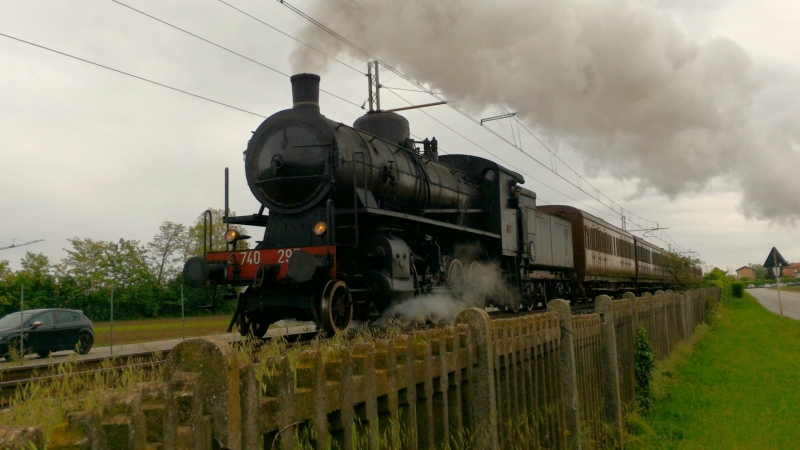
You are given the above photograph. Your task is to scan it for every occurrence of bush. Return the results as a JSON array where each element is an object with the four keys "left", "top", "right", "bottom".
[
  {"left": 635, "top": 326, "right": 656, "bottom": 411},
  {"left": 731, "top": 282, "right": 744, "bottom": 298}
]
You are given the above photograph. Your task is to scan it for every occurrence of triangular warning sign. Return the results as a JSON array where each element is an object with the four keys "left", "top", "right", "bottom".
[{"left": 763, "top": 247, "right": 789, "bottom": 268}]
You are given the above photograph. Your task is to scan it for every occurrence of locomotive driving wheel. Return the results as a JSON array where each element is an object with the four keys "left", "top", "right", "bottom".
[
  {"left": 466, "top": 261, "right": 487, "bottom": 307},
  {"left": 319, "top": 280, "right": 353, "bottom": 335},
  {"left": 445, "top": 258, "right": 466, "bottom": 291}
]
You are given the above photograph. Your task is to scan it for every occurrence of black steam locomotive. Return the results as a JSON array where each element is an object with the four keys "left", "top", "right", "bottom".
[{"left": 184, "top": 73, "right": 696, "bottom": 337}]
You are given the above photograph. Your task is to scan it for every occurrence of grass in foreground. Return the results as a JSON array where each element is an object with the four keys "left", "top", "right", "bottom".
[{"left": 628, "top": 293, "right": 800, "bottom": 449}]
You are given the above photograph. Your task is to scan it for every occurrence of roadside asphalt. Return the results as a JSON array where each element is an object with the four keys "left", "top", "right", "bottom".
[{"left": 746, "top": 288, "right": 800, "bottom": 321}]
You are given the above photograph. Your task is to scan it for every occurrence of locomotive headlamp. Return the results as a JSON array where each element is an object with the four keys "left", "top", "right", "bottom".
[
  {"left": 225, "top": 229, "right": 250, "bottom": 244},
  {"left": 314, "top": 221, "right": 327, "bottom": 235}
]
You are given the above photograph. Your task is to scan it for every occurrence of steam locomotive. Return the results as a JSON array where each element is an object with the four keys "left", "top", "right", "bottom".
[{"left": 183, "top": 73, "right": 698, "bottom": 337}]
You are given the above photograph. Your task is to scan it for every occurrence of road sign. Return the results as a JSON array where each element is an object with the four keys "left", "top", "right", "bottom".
[{"left": 763, "top": 247, "right": 788, "bottom": 268}]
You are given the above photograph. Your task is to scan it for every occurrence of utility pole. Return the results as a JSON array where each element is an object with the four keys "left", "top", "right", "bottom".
[{"left": 774, "top": 253, "right": 784, "bottom": 318}]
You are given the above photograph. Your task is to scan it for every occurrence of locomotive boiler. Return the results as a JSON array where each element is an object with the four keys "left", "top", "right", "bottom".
[{"left": 183, "top": 73, "right": 696, "bottom": 337}]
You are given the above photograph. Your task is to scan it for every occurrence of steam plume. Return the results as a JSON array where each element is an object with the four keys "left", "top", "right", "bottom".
[
  {"left": 379, "top": 244, "right": 521, "bottom": 325},
  {"left": 290, "top": 0, "right": 800, "bottom": 222}
]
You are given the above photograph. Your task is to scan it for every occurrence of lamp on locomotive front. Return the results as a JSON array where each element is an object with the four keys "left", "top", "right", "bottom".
[
  {"left": 314, "top": 222, "right": 327, "bottom": 235},
  {"left": 224, "top": 229, "right": 250, "bottom": 244}
]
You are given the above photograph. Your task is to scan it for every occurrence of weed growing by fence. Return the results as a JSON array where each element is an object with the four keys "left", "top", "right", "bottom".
[
  {"left": 0, "top": 354, "right": 164, "bottom": 441},
  {"left": 634, "top": 326, "right": 655, "bottom": 411}
]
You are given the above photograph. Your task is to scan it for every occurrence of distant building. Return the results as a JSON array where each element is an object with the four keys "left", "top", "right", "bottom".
[
  {"left": 783, "top": 263, "right": 800, "bottom": 278},
  {"left": 736, "top": 266, "right": 757, "bottom": 280}
]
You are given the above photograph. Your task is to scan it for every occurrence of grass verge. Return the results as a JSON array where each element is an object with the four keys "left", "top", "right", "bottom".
[
  {"left": 626, "top": 292, "right": 800, "bottom": 449},
  {"left": 92, "top": 314, "right": 232, "bottom": 347}
]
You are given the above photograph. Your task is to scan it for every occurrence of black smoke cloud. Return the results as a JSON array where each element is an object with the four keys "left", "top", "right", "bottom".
[{"left": 290, "top": 0, "right": 800, "bottom": 222}]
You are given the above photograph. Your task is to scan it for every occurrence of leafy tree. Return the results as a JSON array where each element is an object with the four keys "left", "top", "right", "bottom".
[
  {"left": 662, "top": 252, "right": 702, "bottom": 289},
  {"left": 749, "top": 263, "right": 768, "bottom": 280},
  {"left": 0, "top": 260, "right": 13, "bottom": 309},
  {"left": 702, "top": 267, "right": 733, "bottom": 298},
  {"left": 56, "top": 238, "right": 158, "bottom": 319},
  {"left": 147, "top": 222, "right": 188, "bottom": 286},
  {"left": 15, "top": 252, "right": 55, "bottom": 310},
  {"left": 186, "top": 208, "right": 250, "bottom": 257}
]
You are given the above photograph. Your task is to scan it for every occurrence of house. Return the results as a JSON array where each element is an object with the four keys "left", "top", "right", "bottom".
[
  {"left": 736, "top": 266, "right": 757, "bottom": 280},
  {"left": 783, "top": 262, "right": 800, "bottom": 278}
]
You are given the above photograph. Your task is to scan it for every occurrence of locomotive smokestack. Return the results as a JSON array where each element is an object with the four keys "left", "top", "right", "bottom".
[{"left": 291, "top": 73, "right": 320, "bottom": 110}]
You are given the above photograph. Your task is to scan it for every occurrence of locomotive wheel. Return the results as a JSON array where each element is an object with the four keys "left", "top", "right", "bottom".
[
  {"left": 320, "top": 280, "right": 353, "bottom": 336},
  {"left": 466, "top": 261, "right": 487, "bottom": 307},
  {"left": 445, "top": 258, "right": 466, "bottom": 291}
]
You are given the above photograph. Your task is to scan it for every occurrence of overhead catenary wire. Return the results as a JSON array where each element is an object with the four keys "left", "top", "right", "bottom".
[
  {"left": 0, "top": 32, "right": 268, "bottom": 118},
  {"left": 8, "top": 0, "right": 685, "bottom": 252},
  {"left": 384, "top": 86, "right": 619, "bottom": 221},
  {"left": 114, "top": 0, "right": 599, "bottom": 214},
  {"left": 276, "top": 0, "right": 689, "bottom": 253},
  {"left": 110, "top": 0, "right": 363, "bottom": 109},
  {"left": 215, "top": 0, "right": 364, "bottom": 76}
]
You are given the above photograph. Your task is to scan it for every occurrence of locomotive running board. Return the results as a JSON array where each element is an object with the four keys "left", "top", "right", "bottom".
[{"left": 336, "top": 207, "right": 501, "bottom": 239}]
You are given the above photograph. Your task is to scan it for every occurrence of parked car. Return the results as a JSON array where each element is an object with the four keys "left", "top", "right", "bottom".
[
  {"left": 747, "top": 284, "right": 755, "bottom": 288},
  {"left": 763, "top": 284, "right": 772, "bottom": 288},
  {"left": 0, "top": 309, "right": 94, "bottom": 361}
]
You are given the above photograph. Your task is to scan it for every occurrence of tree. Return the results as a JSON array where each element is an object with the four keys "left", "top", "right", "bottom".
[
  {"left": 702, "top": 267, "right": 733, "bottom": 298},
  {"left": 56, "top": 238, "right": 158, "bottom": 319},
  {"left": 186, "top": 208, "right": 250, "bottom": 257},
  {"left": 662, "top": 252, "right": 702, "bottom": 289},
  {"left": 147, "top": 221, "right": 188, "bottom": 286},
  {"left": 16, "top": 252, "right": 55, "bottom": 309},
  {"left": 0, "top": 260, "right": 12, "bottom": 309},
  {"left": 749, "top": 263, "right": 768, "bottom": 280}
]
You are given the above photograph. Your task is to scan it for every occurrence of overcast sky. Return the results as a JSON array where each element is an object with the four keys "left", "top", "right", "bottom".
[{"left": 1, "top": 0, "right": 798, "bottom": 274}]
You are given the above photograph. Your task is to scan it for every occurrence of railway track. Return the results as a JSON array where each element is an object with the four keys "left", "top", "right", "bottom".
[
  {"left": 0, "top": 326, "right": 322, "bottom": 406},
  {"left": 1, "top": 303, "right": 594, "bottom": 405}
]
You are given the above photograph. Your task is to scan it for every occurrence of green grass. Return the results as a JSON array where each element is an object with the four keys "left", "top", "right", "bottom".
[
  {"left": 628, "top": 292, "right": 800, "bottom": 449},
  {"left": 92, "top": 314, "right": 233, "bottom": 347}
]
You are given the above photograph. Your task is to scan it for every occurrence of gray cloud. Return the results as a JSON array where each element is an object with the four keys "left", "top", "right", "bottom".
[{"left": 290, "top": 0, "right": 799, "bottom": 222}]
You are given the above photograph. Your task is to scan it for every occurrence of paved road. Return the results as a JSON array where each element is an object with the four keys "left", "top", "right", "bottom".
[
  {"left": 747, "top": 288, "right": 800, "bottom": 320},
  {"left": 0, "top": 323, "right": 316, "bottom": 370}
]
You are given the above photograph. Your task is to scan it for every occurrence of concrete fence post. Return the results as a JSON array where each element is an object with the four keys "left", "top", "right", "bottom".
[
  {"left": 100, "top": 390, "right": 148, "bottom": 450},
  {"left": 546, "top": 299, "right": 582, "bottom": 450},
  {"left": 455, "top": 308, "right": 498, "bottom": 450},
  {"left": 623, "top": 292, "right": 638, "bottom": 339},
  {"left": 165, "top": 338, "right": 244, "bottom": 449},
  {"left": 137, "top": 381, "right": 175, "bottom": 450},
  {"left": 296, "top": 350, "right": 329, "bottom": 450},
  {"left": 595, "top": 295, "right": 623, "bottom": 446}
]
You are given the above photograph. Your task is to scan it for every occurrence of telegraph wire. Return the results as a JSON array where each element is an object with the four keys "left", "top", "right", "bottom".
[
  {"left": 383, "top": 86, "right": 619, "bottom": 221},
  {"left": 216, "top": 0, "right": 364, "bottom": 76},
  {"left": 0, "top": 32, "right": 267, "bottom": 118},
  {"left": 110, "top": 0, "right": 363, "bottom": 109},
  {"left": 277, "top": 0, "right": 689, "bottom": 252}
]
